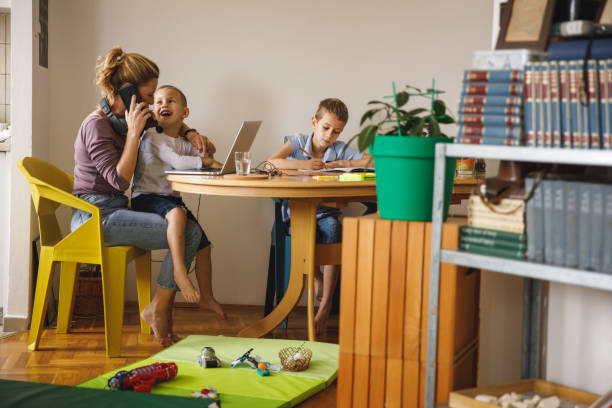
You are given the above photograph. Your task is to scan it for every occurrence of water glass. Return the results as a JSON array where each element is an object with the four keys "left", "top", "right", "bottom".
[{"left": 235, "top": 151, "right": 252, "bottom": 175}]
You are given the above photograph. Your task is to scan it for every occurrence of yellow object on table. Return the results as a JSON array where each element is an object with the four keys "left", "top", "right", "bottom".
[{"left": 339, "top": 172, "right": 376, "bottom": 181}]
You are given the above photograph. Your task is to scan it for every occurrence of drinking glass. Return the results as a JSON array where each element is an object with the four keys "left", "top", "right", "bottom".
[{"left": 235, "top": 152, "right": 252, "bottom": 175}]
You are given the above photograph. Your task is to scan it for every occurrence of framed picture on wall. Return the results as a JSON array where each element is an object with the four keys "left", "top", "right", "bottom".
[
  {"left": 492, "top": 0, "right": 509, "bottom": 49},
  {"left": 596, "top": 0, "right": 612, "bottom": 24},
  {"left": 496, "top": 0, "right": 556, "bottom": 52}
]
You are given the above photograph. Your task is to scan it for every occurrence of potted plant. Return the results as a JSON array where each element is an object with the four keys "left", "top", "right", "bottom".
[{"left": 351, "top": 81, "right": 457, "bottom": 221}]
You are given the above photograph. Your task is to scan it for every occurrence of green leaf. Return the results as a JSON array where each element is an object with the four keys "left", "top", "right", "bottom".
[
  {"left": 409, "top": 117, "right": 425, "bottom": 136},
  {"left": 360, "top": 109, "right": 379, "bottom": 126},
  {"left": 367, "top": 100, "right": 387, "bottom": 106},
  {"left": 405, "top": 108, "right": 428, "bottom": 116},
  {"left": 437, "top": 115, "right": 455, "bottom": 124},
  {"left": 395, "top": 91, "right": 409, "bottom": 107},
  {"left": 358, "top": 125, "right": 378, "bottom": 152},
  {"left": 427, "top": 116, "right": 441, "bottom": 137},
  {"left": 433, "top": 100, "right": 446, "bottom": 116}
]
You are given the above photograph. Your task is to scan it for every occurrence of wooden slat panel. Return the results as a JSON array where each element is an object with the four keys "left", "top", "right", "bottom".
[
  {"left": 403, "top": 221, "right": 425, "bottom": 406},
  {"left": 352, "top": 219, "right": 375, "bottom": 405},
  {"left": 369, "top": 220, "right": 391, "bottom": 407},
  {"left": 337, "top": 218, "right": 359, "bottom": 408}
]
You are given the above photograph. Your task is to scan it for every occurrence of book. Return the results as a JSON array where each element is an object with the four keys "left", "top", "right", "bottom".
[
  {"left": 468, "top": 208, "right": 525, "bottom": 223},
  {"left": 459, "top": 235, "right": 526, "bottom": 251},
  {"left": 549, "top": 61, "right": 562, "bottom": 147},
  {"left": 577, "top": 182, "right": 592, "bottom": 270},
  {"left": 551, "top": 179, "right": 565, "bottom": 266},
  {"left": 458, "top": 135, "right": 522, "bottom": 146},
  {"left": 587, "top": 60, "right": 601, "bottom": 149},
  {"left": 535, "top": 62, "right": 543, "bottom": 146},
  {"left": 607, "top": 59, "right": 612, "bottom": 149},
  {"left": 546, "top": 38, "right": 612, "bottom": 61},
  {"left": 525, "top": 177, "right": 537, "bottom": 261},
  {"left": 599, "top": 60, "right": 610, "bottom": 149},
  {"left": 458, "top": 124, "right": 522, "bottom": 138},
  {"left": 531, "top": 178, "right": 545, "bottom": 262},
  {"left": 589, "top": 183, "right": 604, "bottom": 271},
  {"left": 559, "top": 61, "right": 572, "bottom": 147},
  {"left": 542, "top": 62, "right": 551, "bottom": 146},
  {"left": 457, "top": 114, "right": 522, "bottom": 126},
  {"left": 459, "top": 242, "right": 525, "bottom": 260},
  {"left": 564, "top": 181, "right": 580, "bottom": 268},
  {"left": 524, "top": 62, "right": 536, "bottom": 146},
  {"left": 463, "top": 70, "right": 523, "bottom": 82},
  {"left": 459, "top": 104, "right": 522, "bottom": 115},
  {"left": 468, "top": 195, "right": 525, "bottom": 212},
  {"left": 461, "top": 95, "right": 522, "bottom": 106},
  {"left": 462, "top": 82, "right": 523, "bottom": 96},
  {"left": 467, "top": 217, "right": 526, "bottom": 234},
  {"left": 569, "top": 60, "right": 582, "bottom": 148},
  {"left": 602, "top": 184, "right": 612, "bottom": 273},
  {"left": 542, "top": 179, "right": 554, "bottom": 264},
  {"left": 459, "top": 226, "right": 526, "bottom": 243}
]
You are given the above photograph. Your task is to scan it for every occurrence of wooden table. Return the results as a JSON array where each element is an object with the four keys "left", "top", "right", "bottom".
[{"left": 167, "top": 173, "right": 377, "bottom": 341}]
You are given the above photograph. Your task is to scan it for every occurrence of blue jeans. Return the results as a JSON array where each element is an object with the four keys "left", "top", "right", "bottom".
[{"left": 71, "top": 193, "right": 202, "bottom": 290}]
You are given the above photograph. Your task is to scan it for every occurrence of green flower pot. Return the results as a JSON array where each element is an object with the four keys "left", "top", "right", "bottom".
[{"left": 370, "top": 135, "right": 456, "bottom": 221}]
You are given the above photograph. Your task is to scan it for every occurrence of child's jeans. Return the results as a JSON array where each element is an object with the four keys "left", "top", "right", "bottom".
[
  {"left": 131, "top": 193, "right": 210, "bottom": 250},
  {"left": 70, "top": 193, "right": 202, "bottom": 291}
]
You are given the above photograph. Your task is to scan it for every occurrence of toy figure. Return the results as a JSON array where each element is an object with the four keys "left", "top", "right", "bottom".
[
  {"left": 192, "top": 386, "right": 221, "bottom": 407},
  {"left": 256, "top": 362, "right": 270, "bottom": 377},
  {"left": 107, "top": 362, "right": 178, "bottom": 393},
  {"left": 197, "top": 346, "right": 222, "bottom": 368}
]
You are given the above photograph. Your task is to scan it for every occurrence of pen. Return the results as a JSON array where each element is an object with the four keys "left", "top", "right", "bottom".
[{"left": 299, "top": 147, "right": 313, "bottom": 159}]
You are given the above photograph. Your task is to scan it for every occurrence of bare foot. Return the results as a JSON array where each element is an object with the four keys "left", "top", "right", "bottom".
[
  {"left": 314, "top": 303, "right": 331, "bottom": 335},
  {"left": 199, "top": 296, "right": 227, "bottom": 320},
  {"left": 141, "top": 304, "right": 172, "bottom": 346},
  {"left": 166, "top": 309, "right": 181, "bottom": 344},
  {"left": 175, "top": 274, "right": 200, "bottom": 303}
]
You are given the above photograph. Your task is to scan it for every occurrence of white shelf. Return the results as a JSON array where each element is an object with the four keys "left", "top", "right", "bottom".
[
  {"left": 441, "top": 250, "right": 612, "bottom": 292},
  {"left": 445, "top": 144, "right": 612, "bottom": 167}
]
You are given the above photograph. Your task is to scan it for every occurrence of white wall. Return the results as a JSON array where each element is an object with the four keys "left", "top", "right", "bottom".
[{"left": 47, "top": 0, "right": 493, "bottom": 306}]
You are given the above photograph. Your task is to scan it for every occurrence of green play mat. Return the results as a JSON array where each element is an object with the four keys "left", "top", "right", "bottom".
[{"left": 78, "top": 335, "right": 339, "bottom": 407}]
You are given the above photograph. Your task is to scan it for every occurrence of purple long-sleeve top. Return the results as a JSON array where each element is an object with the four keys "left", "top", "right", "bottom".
[{"left": 73, "top": 114, "right": 131, "bottom": 195}]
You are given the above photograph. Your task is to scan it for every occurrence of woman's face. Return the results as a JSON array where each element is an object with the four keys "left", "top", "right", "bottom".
[{"left": 137, "top": 78, "right": 158, "bottom": 105}]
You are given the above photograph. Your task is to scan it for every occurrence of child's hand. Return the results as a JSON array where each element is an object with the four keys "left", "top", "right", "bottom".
[
  {"left": 305, "top": 159, "right": 326, "bottom": 170},
  {"left": 324, "top": 160, "right": 351, "bottom": 169},
  {"left": 202, "top": 156, "right": 223, "bottom": 168}
]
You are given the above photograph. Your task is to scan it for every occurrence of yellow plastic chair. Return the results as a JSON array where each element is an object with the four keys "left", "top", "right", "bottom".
[{"left": 17, "top": 157, "right": 151, "bottom": 357}]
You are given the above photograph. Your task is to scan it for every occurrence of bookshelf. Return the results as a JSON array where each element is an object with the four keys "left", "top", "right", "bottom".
[{"left": 424, "top": 144, "right": 612, "bottom": 408}]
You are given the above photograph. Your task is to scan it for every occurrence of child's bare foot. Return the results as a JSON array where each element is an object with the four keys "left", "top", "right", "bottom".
[
  {"left": 175, "top": 274, "right": 200, "bottom": 303},
  {"left": 141, "top": 304, "right": 172, "bottom": 346},
  {"left": 314, "top": 303, "right": 331, "bottom": 335},
  {"left": 166, "top": 309, "right": 181, "bottom": 344},
  {"left": 199, "top": 297, "right": 227, "bottom": 320}
]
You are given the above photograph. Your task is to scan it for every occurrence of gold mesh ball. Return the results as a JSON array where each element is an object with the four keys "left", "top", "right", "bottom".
[{"left": 278, "top": 347, "right": 312, "bottom": 372}]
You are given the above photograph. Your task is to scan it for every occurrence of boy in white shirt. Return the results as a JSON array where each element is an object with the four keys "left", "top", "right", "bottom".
[{"left": 132, "top": 85, "right": 224, "bottom": 326}]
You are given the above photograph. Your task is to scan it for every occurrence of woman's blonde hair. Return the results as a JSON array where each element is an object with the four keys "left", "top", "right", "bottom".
[{"left": 95, "top": 46, "right": 159, "bottom": 105}]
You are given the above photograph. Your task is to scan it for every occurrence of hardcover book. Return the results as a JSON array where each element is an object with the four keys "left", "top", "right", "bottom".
[
  {"left": 458, "top": 124, "right": 523, "bottom": 138},
  {"left": 587, "top": 60, "right": 601, "bottom": 149},
  {"left": 602, "top": 184, "right": 612, "bottom": 273},
  {"left": 569, "top": 60, "right": 582, "bottom": 148},
  {"left": 551, "top": 179, "right": 566, "bottom": 266},
  {"left": 541, "top": 62, "right": 551, "bottom": 147},
  {"left": 589, "top": 183, "right": 604, "bottom": 271},
  {"left": 525, "top": 178, "right": 537, "bottom": 261},
  {"left": 462, "top": 82, "right": 523, "bottom": 96},
  {"left": 460, "top": 226, "right": 526, "bottom": 242},
  {"left": 564, "top": 181, "right": 580, "bottom": 268},
  {"left": 524, "top": 62, "right": 536, "bottom": 146},
  {"left": 463, "top": 70, "right": 523, "bottom": 83},
  {"left": 559, "top": 61, "right": 572, "bottom": 148},
  {"left": 458, "top": 114, "right": 522, "bottom": 126},
  {"left": 577, "top": 182, "right": 592, "bottom": 270},
  {"left": 546, "top": 38, "right": 612, "bottom": 61},
  {"left": 459, "top": 242, "right": 525, "bottom": 260},
  {"left": 599, "top": 60, "right": 610, "bottom": 149},
  {"left": 542, "top": 179, "right": 554, "bottom": 264},
  {"left": 458, "top": 136, "right": 522, "bottom": 146},
  {"left": 461, "top": 95, "right": 522, "bottom": 106},
  {"left": 549, "top": 61, "right": 562, "bottom": 148},
  {"left": 459, "top": 235, "right": 526, "bottom": 251}
]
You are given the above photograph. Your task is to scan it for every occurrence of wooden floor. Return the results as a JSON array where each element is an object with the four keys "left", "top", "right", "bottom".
[{"left": 0, "top": 303, "right": 338, "bottom": 407}]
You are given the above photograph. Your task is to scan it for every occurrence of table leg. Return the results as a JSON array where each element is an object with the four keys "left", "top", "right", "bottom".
[{"left": 238, "top": 199, "right": 318, "bottom": 340}]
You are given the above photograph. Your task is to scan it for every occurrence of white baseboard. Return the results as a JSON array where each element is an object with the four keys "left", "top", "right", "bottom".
[{"left": 3, "top": 315, "right": 28, "bottom": 332}]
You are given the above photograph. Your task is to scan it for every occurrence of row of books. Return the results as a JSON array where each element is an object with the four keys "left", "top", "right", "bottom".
[
  {"left": 463, "top": 195, "right": 526, "bottom": 260},
  {"left": 524, "top": 59, "right": 612, "bottom": 149},
  {"left": 459, "top": 226, "right": 526, "bottom": 261},
  {"left": 525, "top": 177, "right": 612, "bottom": 273},
  {"left": 457, "top": 69, "right": 525, "bottom": 146}
]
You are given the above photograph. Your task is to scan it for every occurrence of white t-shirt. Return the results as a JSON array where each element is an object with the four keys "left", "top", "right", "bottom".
[{"left": 132, "top": 127, "right": 202, "bottom": 198}]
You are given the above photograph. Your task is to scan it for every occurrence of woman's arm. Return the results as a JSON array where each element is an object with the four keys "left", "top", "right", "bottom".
[
  {"left": 268, "top": 141, "right": 326, "bottom": 170},
  {"left": 116, "top": 96, "right": 151, "bottom": 181}
]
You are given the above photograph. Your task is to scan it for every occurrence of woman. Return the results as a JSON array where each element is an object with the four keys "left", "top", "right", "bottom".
[{"left": 71, "top": 47, "right": 225, "bottom": 346}]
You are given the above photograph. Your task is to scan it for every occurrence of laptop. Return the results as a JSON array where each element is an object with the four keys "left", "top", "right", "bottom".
[{"left": 165, "top": 121, "right": 262, "bottom": 176}]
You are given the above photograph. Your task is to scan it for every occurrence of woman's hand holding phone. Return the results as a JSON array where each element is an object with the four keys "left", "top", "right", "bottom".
[{"left": 124, "top": 94, "right": 151, "bottom": 140}]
